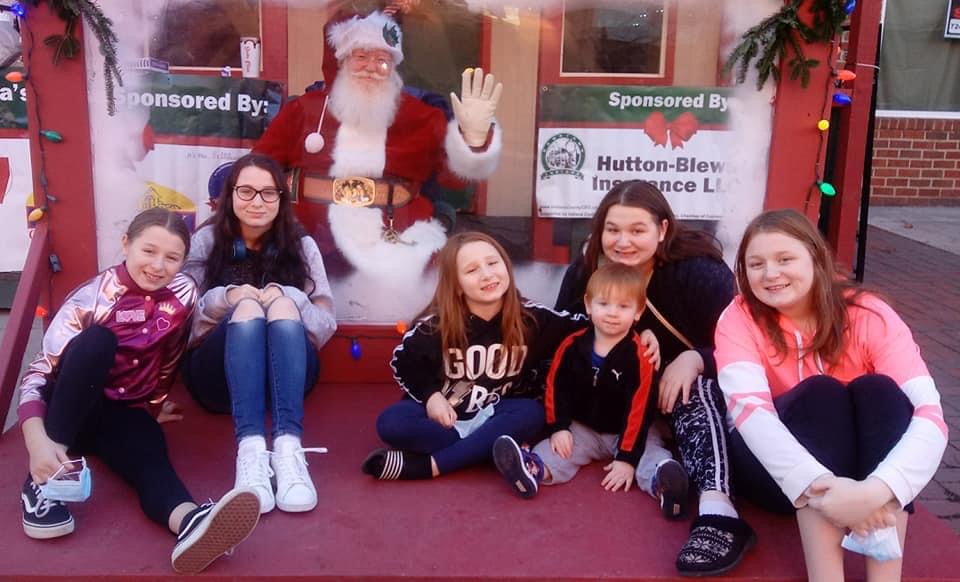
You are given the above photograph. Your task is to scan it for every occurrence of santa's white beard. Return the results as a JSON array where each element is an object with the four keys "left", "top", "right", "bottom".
[{"left": 329, "top": 70, "right": 403, "bottom": 133}]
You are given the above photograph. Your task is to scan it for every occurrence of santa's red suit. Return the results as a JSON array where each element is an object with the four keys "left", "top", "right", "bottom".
[{"left": 252, "top": 11, "right": 501, "bottom": 275}]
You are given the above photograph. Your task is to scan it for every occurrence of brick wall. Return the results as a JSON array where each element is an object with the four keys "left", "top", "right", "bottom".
[{"left": 870, "top": 118, "right": 960, "bottom": 206}]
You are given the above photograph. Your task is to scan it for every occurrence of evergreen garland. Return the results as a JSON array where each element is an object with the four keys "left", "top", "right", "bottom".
[
  {"left": 24, "top": 0, "right": 123, "bottom": 115},
  {"left": 724, "top": 0, "right": 847, "bottom": 90}
]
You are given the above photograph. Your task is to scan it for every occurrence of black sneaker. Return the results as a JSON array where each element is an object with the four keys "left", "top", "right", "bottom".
[
  {"left": 492, "top": 435, "right": 544, "bottom": 499},
  {"left": 171, "top": 488, "right": 260, "bottom": 574},
  {"left": 652, "top": 459, "right": 689, "bottom": 520},
  {"left": 21, "top": 475, "right": 75, "bottom": 539}
]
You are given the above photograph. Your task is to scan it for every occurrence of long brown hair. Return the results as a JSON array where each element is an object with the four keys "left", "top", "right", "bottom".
[
  {"left": 191, "top": 153, "right": 310, "bottom": 293},
  {"left": 418, "top": 232, "right": 530, "bottom": 360},
  {"left": 734, "top": 209, "right": 866, "bottom": 366},
  {"left": 583, "top": 180, "right": 722, "bottom": 274}
]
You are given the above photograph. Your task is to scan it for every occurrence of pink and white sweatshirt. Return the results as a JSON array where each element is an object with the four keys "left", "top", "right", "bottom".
[{"left": 715, "top": 293, "right": 947, "bottom": 508}]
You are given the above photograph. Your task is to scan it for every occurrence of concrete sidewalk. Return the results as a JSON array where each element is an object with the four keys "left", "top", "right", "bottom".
[
  {"left": 868, "top": 206, "right": 960, "bottom": 256},
  {"left": 864, "top": 208, "right": 960, "bottom": 534}
]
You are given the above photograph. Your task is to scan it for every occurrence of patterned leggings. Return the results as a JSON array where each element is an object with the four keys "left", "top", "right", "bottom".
[{"left": 668, "top": 376, "right": 731, "bottom": 496}]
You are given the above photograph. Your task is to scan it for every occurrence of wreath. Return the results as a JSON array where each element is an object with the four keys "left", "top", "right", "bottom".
[
  {"left": 724, "top": 0, "right": 849, "bottom": 90},
  {"left": 23, "top": 0, "right": 122, "bottom": 114}
]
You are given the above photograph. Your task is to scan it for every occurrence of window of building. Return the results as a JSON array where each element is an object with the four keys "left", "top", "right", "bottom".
[
  {"left": 560, "top": 3, "right": 667, "bottom": 78},
  {"left": 147, "top": 0, "right": 261, "bottom": 70},
  {"left": 878, "top": 0, "right": 960, "bottom": 113}
]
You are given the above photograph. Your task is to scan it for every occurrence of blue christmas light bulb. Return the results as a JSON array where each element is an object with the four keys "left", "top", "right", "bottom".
[
  {"left": 844, "top": 0, "right": 856, "bottom": 15},
  {"left": 350, "top": 339, "right": 362, "bottom": 360},
  {"left": 832, "top": 93, "right": 852, "bottom": 107}
]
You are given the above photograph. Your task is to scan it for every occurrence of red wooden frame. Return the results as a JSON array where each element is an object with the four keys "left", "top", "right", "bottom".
[
  {"left": 825, "top": 3, "right": 883, "bottom": 267},
  {"left": 0, "top": 223, "right": 49, "bottom": 424},
  {"left": 21, "top": 11, "right": 98, "bottom": 310}
]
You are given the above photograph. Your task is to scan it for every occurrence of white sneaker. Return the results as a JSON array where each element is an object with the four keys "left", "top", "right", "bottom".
[
  {"left": 271, "top": 437, "right": 327, "bottom": 512},
  {"left": 235, "top": 440, "right": 275, "bottom": 514}
]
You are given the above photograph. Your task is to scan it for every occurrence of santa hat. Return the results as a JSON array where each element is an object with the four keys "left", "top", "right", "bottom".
[{"left": 326, "top": 11, "right": 404, "bottom": 66}]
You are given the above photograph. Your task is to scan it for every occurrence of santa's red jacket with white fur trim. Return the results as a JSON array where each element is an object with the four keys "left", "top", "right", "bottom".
[{"left": 252, "top": 88, "right": 502, "bottom": 223}]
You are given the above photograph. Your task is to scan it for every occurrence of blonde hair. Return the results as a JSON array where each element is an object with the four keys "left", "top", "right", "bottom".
[{"left": 585, "top": 262, "right": 647, "bottom": 306}]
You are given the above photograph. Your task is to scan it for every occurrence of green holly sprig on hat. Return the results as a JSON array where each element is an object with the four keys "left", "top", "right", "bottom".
[{"left": 382, "top": 22, "right": 400, "bottom": 47}]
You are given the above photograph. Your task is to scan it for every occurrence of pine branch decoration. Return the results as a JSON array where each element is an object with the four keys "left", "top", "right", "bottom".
[
  {"left": 26, "top": 0, "right": 123, "bottom": 115},
  {"left": 724, "top": 0, "right": 847, "bottom": 90}
]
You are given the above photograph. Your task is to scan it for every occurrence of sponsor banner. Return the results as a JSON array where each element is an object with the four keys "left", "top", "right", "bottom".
[
  {"left": 0, "top": 71, "right": 282, "bottom": 137},
  {"left": 0, "top": 138, "right": 33, "bottom": 271},
  {"left": 116, "top": 73, "right": 283, "bottom": 139},
  {"left": 947, "top": 0, "right": 960, "bottom": 39},
  {"left": 539, "top": 85, "right": 730, "bottom": 124},
  {"left": 94, "top": 144, "right": 248, "bottom": 269},
  {"left": 536, "top": 86, "right": 733, "bottom": 220},
  {"left": 0, "top": 68, "right": 27, "bottom": 129},
  {"left": 536, "top": 127, "right": 730, "bottom": 219}
]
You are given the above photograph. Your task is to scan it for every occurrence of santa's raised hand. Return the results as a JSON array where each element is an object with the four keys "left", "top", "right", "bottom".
[{"left": 450, "top": 68, "right": 503, "bottom": 148}]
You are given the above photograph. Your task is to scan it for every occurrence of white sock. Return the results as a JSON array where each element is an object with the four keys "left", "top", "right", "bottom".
[
  {"left": 274, "top": 434, "right": 301, "bottom": 453},
  {"left": 699, "top": 498, "right": 739, "bottom": 518},
  {"left": 238, "top": 435, "right": 267, "bottom": 455}
]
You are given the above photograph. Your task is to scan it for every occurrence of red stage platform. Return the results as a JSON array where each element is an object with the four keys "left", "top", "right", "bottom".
[{"left": 1, "top": 382, "right": 958, "bottom": 580}]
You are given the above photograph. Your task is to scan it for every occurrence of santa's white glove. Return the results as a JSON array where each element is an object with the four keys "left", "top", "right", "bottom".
[{"left": 450, "top": 67, "right": 503, "bottom": 148}]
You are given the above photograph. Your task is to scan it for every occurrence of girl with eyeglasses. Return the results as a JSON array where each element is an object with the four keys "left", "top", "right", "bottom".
[{"left": 182, "top": 153, "right": 337, "bottom": 516}]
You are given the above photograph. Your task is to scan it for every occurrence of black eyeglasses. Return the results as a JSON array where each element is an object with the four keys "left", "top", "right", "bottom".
[{"left": 234, "top": 185, "right": 281, "bottom": 203}]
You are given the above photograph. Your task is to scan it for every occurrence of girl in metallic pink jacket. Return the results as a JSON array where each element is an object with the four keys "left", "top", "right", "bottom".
[{"left": 17, "top": 208, "right": 260, "bottom": 574}]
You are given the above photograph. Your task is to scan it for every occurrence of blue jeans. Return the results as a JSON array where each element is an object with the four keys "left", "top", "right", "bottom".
[
  {"left": 184, "top": 317, "right": 319, "bottom": 440},
  {"left": 376, "top": 397, "right": 545, "bottom": 475}
]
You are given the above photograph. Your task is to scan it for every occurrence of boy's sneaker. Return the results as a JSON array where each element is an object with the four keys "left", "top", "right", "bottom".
[
  {"left": 171, "top": 488, "right": 260, "bottom": 574},
  {"left": 652, "top": 459, "right": 689, "bottom": 520},
  {"left": 492, "top": 435, "right": 544, "bottom": 499},
  {"left": 21, "top": 475, "right": 74, "bottom": 539}
]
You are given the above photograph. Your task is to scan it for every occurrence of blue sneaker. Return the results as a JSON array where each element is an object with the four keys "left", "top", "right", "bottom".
[{"left": 492, "top": 436, "right": 544, "bottom": 499}]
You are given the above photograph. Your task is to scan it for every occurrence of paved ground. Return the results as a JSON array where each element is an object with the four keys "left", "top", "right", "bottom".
[
  {"left": 1, "top": 208, "right": 959, "bottom": 533},
  {"left": 869, "top": 206, "right": 960, "bottom": 256},
  {"left": 863, "top": 223, "right": 960, "bottom": 533}
]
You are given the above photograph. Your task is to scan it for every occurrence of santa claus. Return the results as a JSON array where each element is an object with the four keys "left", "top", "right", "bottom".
[{"left": 252, "top": 10, "right": 502, "bottom": 279}]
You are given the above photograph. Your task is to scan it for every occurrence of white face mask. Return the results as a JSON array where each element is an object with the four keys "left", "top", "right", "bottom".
[
  {"left": 453, "top": 401, "right": 497, "bottom": 439},
  {"left": 841, "top": 526, "right": 902, "bottom": 562},
  {"left": 39, "top": 457, "right": 92, "bottom": 503}
]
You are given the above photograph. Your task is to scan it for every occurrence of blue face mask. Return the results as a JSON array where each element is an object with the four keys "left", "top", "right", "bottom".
[
  {"left": 841, "top": 526, "right": 902, "bottom": 562},
  {"left": 453, "top": 401, "right": 497, "bottom": 439},
  {"left": 39, "top": 457, "right": 92, "bottom": 503}
]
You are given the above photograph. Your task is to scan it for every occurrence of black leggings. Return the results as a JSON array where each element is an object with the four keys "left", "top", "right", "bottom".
[
  {"left": 43, "top": 326, "right": 193, "bottom": 526},
  {"left": 729, "top": 374, "right": 913, "bottom": 514}
]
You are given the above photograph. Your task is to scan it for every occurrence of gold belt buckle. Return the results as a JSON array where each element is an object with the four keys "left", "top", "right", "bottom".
[{"left": 332, "top": 177, "right": 376, "bottom": 207}]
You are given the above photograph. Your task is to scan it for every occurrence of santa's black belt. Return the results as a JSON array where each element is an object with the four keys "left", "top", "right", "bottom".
[{"left": 290, "top": 170, "right": 416, "bottom": 209}]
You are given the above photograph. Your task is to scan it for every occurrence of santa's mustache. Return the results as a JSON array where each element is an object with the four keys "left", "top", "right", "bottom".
[{"left": 350, "top": 70, "right": 390, "bottom": 81}]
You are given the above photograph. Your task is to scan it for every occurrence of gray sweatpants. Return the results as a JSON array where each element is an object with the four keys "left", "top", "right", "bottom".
[{"left": 533, "top": 420, "right": 674, "bottom": 495}]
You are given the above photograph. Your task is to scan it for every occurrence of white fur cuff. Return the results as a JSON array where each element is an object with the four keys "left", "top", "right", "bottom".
[{"left": 444, "top": 119, "right": 502, "bottom": 181}]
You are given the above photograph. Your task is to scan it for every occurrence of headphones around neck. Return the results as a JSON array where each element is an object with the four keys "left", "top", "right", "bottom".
[{"left": 232, "top": 238, "right": 278, "bottom": 262}]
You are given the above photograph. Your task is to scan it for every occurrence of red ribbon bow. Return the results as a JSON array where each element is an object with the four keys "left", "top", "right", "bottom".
[{"left": 643, "top": 111, "right": 700, "bottom": 150}]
